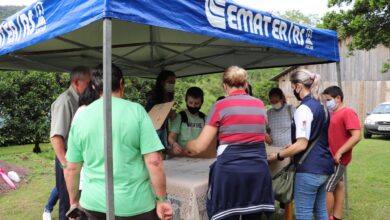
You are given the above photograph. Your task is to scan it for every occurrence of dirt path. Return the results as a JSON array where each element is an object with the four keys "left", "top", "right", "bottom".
[{"left": 0, "top": 160, "right": 30, "bottom": 194}]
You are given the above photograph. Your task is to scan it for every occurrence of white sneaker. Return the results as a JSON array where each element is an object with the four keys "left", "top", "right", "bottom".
[
  {"left": 42, "top": 212, "right": 52, "bottom": 220},
  {"left": 278, "top": 208, "right": 285, "bottom": 215}
]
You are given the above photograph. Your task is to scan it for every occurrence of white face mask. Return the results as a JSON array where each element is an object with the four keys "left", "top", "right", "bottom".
[
  {"left": 272, "top": 102, "right": 283, "bottom": 110},
  {"left": 326, "top": 99, "right": 337, "bottom": 111},
  {"left": 164, "top": 83, "right": 175, "bottom": 93}
]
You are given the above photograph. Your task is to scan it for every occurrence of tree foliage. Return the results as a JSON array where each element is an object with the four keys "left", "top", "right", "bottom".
[
  {"left": 0, "top": 6, "right": 23, "bottom": 20},
  {"left": 0, "top": 71, "right": 68, "bottom": 151},
  {"left": 123, "top": 76, "right": 154, "bottom": 106},
  {"left": 173, "top": 69, "right": 280, "bottom": 114},
  {"left": 276, "top": 10, "right": 321, "bottom": 27},
  {"left": 322, "top": 0, "right": 390, "bottom": 51}
]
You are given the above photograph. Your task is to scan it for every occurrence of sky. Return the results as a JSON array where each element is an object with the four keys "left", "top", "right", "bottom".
[{"left": 0, "top": 0, "right": 351, "bottom": 16}]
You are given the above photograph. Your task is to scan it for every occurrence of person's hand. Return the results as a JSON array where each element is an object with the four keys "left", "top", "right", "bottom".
[
  {"left": 333, "top": 151, "right": 342, "bottom": 164},
  {"left": 265, "top": 134, "right": 273, "bottom": 145},
  {"left": 267, "top": 153, "right": 277, "bottom": 162},
  {"left": 172, "top": 143, "right": 183, "bottom": 155},
  {"left": 67, "top": 203, "right": 80, "bottom": 220},
  {"left": 156, "top": 201, "right": 173, "bottom": 220}
]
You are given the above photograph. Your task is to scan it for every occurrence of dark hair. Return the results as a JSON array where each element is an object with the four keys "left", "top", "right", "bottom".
[
  {"left": 79, "top": 82, "right": 99, "bottom": 106},
  {"left": 153, "top": 70, "right": 176, "bottom": 102},
  {"left": 185, "top": 87, "right": 204, "bottom": 102},
  {"left": 323, "top": 86, "right": 344, "bottom": 101},
  {"left": 91, "top": 64, "right": 124, "bottom": 94},
  {"left": 245, "top": 84, "right": 253, "bottom": 96},
  {"left": 268, "top": 87, "right": 286, "bottom": 103},
  {"left": 71, "top": 66, "right": 90, "bottom": 81}
]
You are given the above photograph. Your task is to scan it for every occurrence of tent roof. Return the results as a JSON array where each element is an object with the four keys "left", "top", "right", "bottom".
[{"left": 0, "top": 0, "right": 339, "bottom": 77}]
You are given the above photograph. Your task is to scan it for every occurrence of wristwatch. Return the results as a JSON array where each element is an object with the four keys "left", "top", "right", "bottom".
[
  {"left": 156, "top": 194, "right": 168, "bottom": 202},
  {"left": 277, "top": 152, "right": 284, "bottom": 161}
]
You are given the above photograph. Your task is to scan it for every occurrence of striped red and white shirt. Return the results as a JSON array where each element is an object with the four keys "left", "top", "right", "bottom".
[{"left": 206, "top": 90, "right": 266, "bottom": 144}]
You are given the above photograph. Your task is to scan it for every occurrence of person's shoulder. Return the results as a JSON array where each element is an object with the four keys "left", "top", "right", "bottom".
[
  {"left": 52, "top": 88, "right": 74, "bottom": 107},
  {"left": 267, "top": 108, "right": 275, "bottom": 114},
  {"left": 287, "top": 104, "right": 296, "bottom": 109},
  {"left": 342, "top": 107, "right": 357, "bottom": 114},
  {"left": 296, "top": 104, "right": 312, "bottom": 114},
  {"left": 116, "top": 98, "right": 147, "bottom": 114}
]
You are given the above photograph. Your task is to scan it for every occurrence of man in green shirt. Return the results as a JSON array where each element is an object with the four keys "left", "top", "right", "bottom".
[
  {"left": 168, "top": 87, "right": 205, "bottom": 157},
  {"left": 64, "top": 64, "right": 172, "bottom": 220}
]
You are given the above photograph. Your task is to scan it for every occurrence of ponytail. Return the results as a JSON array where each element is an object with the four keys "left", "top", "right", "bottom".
[
  {"left": 290, "top": 69, "right": 322, "bottom": 102},
  {"left": 309, "top": 73, "right": 322, "bottom": 102}
]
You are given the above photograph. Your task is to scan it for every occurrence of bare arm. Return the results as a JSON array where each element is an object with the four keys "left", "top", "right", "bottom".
[
  {"left": 167, "top": 132, "right": 183, "bottom": 155},
  {"left": 186, "top": 125, "right": 218, "bottom": 155},
  {"left": 144, "top": 152, "right": 173, "bottom": 220},
  {"left": 51, "top": 136, "right": 67, "bottom": 164},
  {"left": 268, "top": 138, "right": 308, "bottom": 161},
  {"left": 333, "top": 129, "right": 361, "bottom": 163},
  {"left": 144, "top": 151, "right": 167, "bottom": 199},
  {"left": 64, "top": 162, "right": 82, "bottom": 205}
]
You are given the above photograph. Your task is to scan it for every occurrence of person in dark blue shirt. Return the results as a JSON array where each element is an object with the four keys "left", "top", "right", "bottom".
[{"left": 268, "top": 69, "right": 333, "bottom": 220}]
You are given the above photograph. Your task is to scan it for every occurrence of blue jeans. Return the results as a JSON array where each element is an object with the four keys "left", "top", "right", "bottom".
[
  {"left": 44, "top": 186, "right": 59, "bottom": 212},
  {"left": 55, "top": 157, "right": 70, "bottom": 220},
  {"left": 294, "top": 173, "right": 329, "bottom": 220}
]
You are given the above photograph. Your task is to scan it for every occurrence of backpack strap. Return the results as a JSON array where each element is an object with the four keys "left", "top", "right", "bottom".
[
  {"left": 198, "top": 111, "right": 206, "bottom": 123},
  {"left": 298, "top": 106, "right": 329, "bottom": 165},
  {"left": 287, "top": 104, "right": 293, "bottom": 122},
  {"left": 179, "top": 111, "right": 189, "bottom": 127},
  {"left": 180, "top": 111, "right": 206, "bottom": 130}
]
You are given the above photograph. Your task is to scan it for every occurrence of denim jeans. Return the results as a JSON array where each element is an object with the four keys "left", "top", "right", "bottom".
[
  {"left": 294, "top": 173, "right": 329, "bottom": 220},
  {"left": 55, "top": 157, "right": 70, "bottom": 220},
  {"left": 44, "top": 186, "right": 59, "bottom": 212}
]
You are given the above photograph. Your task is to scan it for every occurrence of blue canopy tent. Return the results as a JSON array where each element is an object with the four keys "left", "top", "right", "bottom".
[{"left": 0, "top": 0, "right": 339, "bottom": 219}]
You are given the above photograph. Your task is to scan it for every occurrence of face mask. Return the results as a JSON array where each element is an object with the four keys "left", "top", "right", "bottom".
[
  {"left": 272, "top": 102, "right": 283, "bottom": 110},
  {"left": 187, "top": 105, "right": 200, "bottom": 114},
  {"left": 326, "top": 99, "right": 337, "bottom": 111},
  {"left": 293, "top": 88, "right": 302, "bottom": 101},
  {"left": 164, "top": 83, "right": 175, "bottom": 93}
]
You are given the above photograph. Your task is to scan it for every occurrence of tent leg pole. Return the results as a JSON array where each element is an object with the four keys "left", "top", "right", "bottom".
[
  {"left": 103, "top": 18, "right": 115, "bottom": 220},
  {"left": 336, "top": 61, "right": 349, "bottom": 216}
]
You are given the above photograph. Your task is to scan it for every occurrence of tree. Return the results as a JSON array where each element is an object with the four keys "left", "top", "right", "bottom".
[
  {"left": 276, "top": 10, "right": 321, "bottom": 27},
  {"left": 321, "top": 0, "right": 390, "bottom": 51},
  {"left": 0, "top": 71, "right": 66, "bottom": 152},
  {"left": 0, "top": 6, "right": 24, "bottom": 20},
  {"left": 123, "top": 76, "right": 154, "bottom": 106}
]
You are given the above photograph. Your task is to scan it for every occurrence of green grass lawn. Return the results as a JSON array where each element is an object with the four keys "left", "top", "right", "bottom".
[
  {"left": 0, "top": 138, "right": 389, "bottom": 220},
  {"left": 0, "top": 144, "right": 58, "bottom": 220}
]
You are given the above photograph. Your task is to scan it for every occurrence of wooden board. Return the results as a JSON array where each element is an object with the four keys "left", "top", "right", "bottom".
[
  {"left": 190, "top": 136, "right": 217, "bottom": 159},
  {"left": 147, "top": 101, "right": 174, "bottom": 129}
]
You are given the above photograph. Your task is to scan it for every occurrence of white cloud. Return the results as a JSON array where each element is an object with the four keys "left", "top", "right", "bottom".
[
  {"left": 0, "top": 0, "right": 36, "bottom": 6},
  {"left": 229, "top": 0, "right": 350, "bottom": 16},
  {"left": 0, "top": 0, "right": 352, "bottom": 16}
]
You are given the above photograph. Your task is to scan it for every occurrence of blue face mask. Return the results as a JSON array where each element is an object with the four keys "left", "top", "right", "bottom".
[{"left": 326, "top": 99, "right": 337, "bottom": 111}]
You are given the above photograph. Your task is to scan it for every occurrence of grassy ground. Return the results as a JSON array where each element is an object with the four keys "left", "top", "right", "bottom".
[
  {"left": 0, "top": 137, "right": 389, "bottom": 220},
  {"left": 0, "top": 144, "right": 58, "bottom": 220}
]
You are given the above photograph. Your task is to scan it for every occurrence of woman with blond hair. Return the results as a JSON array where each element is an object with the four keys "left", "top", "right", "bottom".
[
  {"left": 187, "top": 66, "right": 275, "bottom": 220},
  {"left": 268, "top": 69, "right": 333, "bottom": 220}
]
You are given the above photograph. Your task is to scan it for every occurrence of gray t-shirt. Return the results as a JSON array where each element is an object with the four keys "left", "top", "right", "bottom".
[
  {"left": 267, "top": 104, "right": 296, "bottom": 147},
  {"left": 50, "top": 86, "right": 79, "bottom": 146}
]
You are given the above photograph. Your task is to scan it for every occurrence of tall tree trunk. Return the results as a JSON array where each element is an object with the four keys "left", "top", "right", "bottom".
[{"left": 33, "top": 141, "right": 42, "bottom": 154}]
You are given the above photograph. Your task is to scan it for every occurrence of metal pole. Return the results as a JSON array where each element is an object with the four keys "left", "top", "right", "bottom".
[
  {"left": 336, "top": 61, "right": 349, "bottom": 215},
  {"left": 336, "top": 62, "right": 342, "bottom": 88},
  {"left": 103, "top": 18, "right": 115, "bottom": 220}
]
